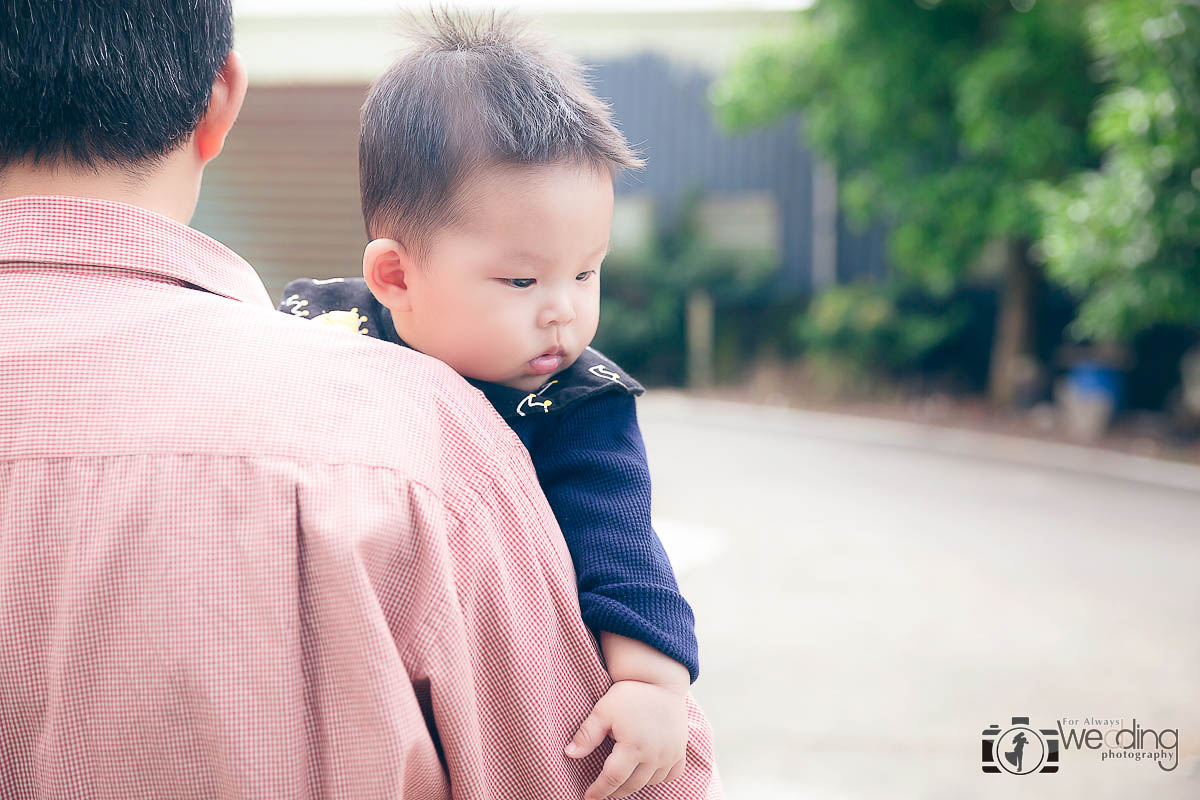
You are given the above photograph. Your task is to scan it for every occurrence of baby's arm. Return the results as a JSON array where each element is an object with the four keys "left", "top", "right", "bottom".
[
  {"left": 526, "top": 391, "right": 698, "bottom": 798},
  {"left": 528, "top": 391, "right": 699, "bottom": 680}
]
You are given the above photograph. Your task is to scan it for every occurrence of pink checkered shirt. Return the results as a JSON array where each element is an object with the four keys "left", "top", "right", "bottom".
[{"left": 0, "top": 196, "right": 721, "bottom": 799}]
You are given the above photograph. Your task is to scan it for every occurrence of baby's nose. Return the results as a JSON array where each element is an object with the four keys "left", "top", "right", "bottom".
[{"left": 539, "top": 295, "right": 575, "bottom": 327}]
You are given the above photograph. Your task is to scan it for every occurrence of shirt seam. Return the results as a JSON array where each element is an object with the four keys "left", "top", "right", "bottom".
[
  {"left": 0, "top": 452, "right": 463, "bottom": 504},
  {"left": 395, "top": 465, "right": 560, "bottom": 677},
  {"left": 0, "top": 435, "right": 523, "bottom": 474}
]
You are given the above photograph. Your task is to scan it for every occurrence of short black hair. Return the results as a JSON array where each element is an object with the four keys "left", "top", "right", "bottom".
[
  {"left": 0, "top": 0, "right": 234, "bottom": 171},
  {"left": 359, "top": 11, "right": 643, "bottom": 259}
]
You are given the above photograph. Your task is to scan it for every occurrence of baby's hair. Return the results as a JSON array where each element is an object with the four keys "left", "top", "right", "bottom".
[{"left": 359, "top": 9, "right": 643, "bottom": 261}]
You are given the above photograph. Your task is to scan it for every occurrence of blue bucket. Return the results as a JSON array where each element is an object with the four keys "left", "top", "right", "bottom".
[{"left": 1066, "top": 361, "right": 1124, "bottom": 410}]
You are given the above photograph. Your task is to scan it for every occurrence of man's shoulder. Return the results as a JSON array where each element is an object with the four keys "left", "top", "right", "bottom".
[
  {"left": 236, "top": 296, "right": 513, "bottom": 474},
  {"left": 66, "top": 281, "right": 521, "bottom": 493}
]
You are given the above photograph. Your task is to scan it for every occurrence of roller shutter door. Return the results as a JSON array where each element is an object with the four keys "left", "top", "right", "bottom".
[{"left": 191, "top": 84, "right": 368, "bottom": 305}]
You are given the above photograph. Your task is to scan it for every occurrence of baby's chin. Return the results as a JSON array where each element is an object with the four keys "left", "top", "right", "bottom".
[
  {"left": 470, "top": 351, "right": 584, "bottom": 392},
  {"left": 500, "top": 373, "right": 563, "bottom": 393},
  {"left": 497, "top": 361, "right": 579, "bottom": 393}
]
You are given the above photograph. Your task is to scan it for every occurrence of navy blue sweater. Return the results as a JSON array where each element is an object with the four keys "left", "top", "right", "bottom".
[{"left": 280, "top": 278, "right": 699, "bottom": 681}]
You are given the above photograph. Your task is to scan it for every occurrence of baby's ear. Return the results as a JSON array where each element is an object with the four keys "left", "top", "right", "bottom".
[{"left": 363, "top": 238, "right": 414, "bottom": 312}]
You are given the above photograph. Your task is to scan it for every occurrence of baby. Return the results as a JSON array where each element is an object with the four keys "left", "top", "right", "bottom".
[{"left": 281, "top": 15, "right": 698, "bottom": 800}]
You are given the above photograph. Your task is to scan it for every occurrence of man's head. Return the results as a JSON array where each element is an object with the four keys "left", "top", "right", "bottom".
[
  {"left": 0, "top": 0, "right": 246, "bottom": 221},
  {"left": 361, "top": 13, "right": 641, "bottom": 392}
]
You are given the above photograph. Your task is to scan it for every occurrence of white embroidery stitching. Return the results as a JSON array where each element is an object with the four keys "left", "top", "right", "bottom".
[
  {"left": 516, "top": 380, "right": 558, "bottom": 417},
  {"left": 588, "top": 364, "right": 626, "bottom": 387}
]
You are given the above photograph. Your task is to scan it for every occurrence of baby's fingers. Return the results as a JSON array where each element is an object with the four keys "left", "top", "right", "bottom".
[
  {"left": 609, "top": 762, "right": 656, "bottom": 799},
  {"left": 642, "top": 757, "right": 686, "bottom": 791},
  {"left": 663, "top": 758, "right": 686, "bottom": 784},
  {"left": 567, "top": 709, "right": 612, "bottom": 760},
  {"left": 646, "top": 766, "right": 670, "bottom": 787},
  {"left": 583, "top": 745, "right": 638, "bottom": 800}
]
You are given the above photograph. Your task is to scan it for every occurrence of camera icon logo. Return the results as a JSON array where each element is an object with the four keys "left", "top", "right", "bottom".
[{"left": 982, "top": 717, "right": 1060, "bottom": 775}]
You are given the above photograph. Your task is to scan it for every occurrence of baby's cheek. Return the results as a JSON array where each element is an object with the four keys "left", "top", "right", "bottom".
[{"left": 581, "top": 313, "right": 601, "bottom": 347}]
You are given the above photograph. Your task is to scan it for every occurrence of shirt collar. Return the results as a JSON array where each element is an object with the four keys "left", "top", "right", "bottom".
[{"left": 0, "top": 195, "right": 271, "bottom": 307}]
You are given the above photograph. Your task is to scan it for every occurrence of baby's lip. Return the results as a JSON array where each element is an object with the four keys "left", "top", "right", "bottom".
[{"left": 528, "top": 348, "right": 566, "bottom": 375}]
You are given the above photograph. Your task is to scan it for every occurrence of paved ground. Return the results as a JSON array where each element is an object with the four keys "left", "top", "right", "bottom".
[{"left": 638, "top": 393, "right": 1200, "bottom": 800}]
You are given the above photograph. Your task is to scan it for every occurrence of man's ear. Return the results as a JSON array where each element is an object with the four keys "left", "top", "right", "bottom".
[
  {"left": 195, "top": 51, "right": 248, "bottom": 164},
  {"left": 364, "top": 237, "right": 416, "bottom": 312}
]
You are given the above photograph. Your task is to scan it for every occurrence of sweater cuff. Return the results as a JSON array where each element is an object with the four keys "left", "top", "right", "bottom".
[{"left": 580, "top": 585, "right": 700, "bottom": 683}]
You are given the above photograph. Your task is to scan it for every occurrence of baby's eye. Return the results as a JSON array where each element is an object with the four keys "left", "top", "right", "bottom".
[
  {"left": 502, "top": 278, "right": 536, "bottom": 288},
  {"left": 576, "top": 270, "right": 596, "bottom": 281}
]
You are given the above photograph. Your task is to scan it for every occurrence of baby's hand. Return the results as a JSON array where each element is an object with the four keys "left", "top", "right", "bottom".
[{"left": 566, "top": 679, "right": 688, "bottom": 800}]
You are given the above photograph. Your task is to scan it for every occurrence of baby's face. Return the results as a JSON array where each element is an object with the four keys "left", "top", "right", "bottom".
[{"left": 393, "top": 162, "right": 613, "bottom": 392}]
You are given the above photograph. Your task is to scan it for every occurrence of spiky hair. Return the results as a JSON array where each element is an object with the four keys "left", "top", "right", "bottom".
[{"left": 359, "top": 10, "right": 642, "bottom": 257}]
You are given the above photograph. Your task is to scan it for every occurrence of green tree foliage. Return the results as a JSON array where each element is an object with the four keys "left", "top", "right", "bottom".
[
  {"left": 796, "top": 283, "right": 968, "bottom": 374},
  {"left": 713, "top": 0, "right": 1100, "bottom": 402},
  {"left": 1035, "top": 0, "right": 1200, "bottom": 343}
]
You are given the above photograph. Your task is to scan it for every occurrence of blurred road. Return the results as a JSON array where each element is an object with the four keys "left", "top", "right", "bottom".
[{"left": 640, "top": 393, "right": 1200, "bottom": 800}]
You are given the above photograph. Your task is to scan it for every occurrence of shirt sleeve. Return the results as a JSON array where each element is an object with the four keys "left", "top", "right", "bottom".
[{"left": 531, "top": 392, "right": 701, "bottom": 683}]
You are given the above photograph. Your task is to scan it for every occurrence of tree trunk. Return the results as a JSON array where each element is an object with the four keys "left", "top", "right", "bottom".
[
  {"left": 686, "top": 289, "right": 715, "bottom": 390},
  {"left": 988, "top": 239, "right": 1038, "bottom": 407}
]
